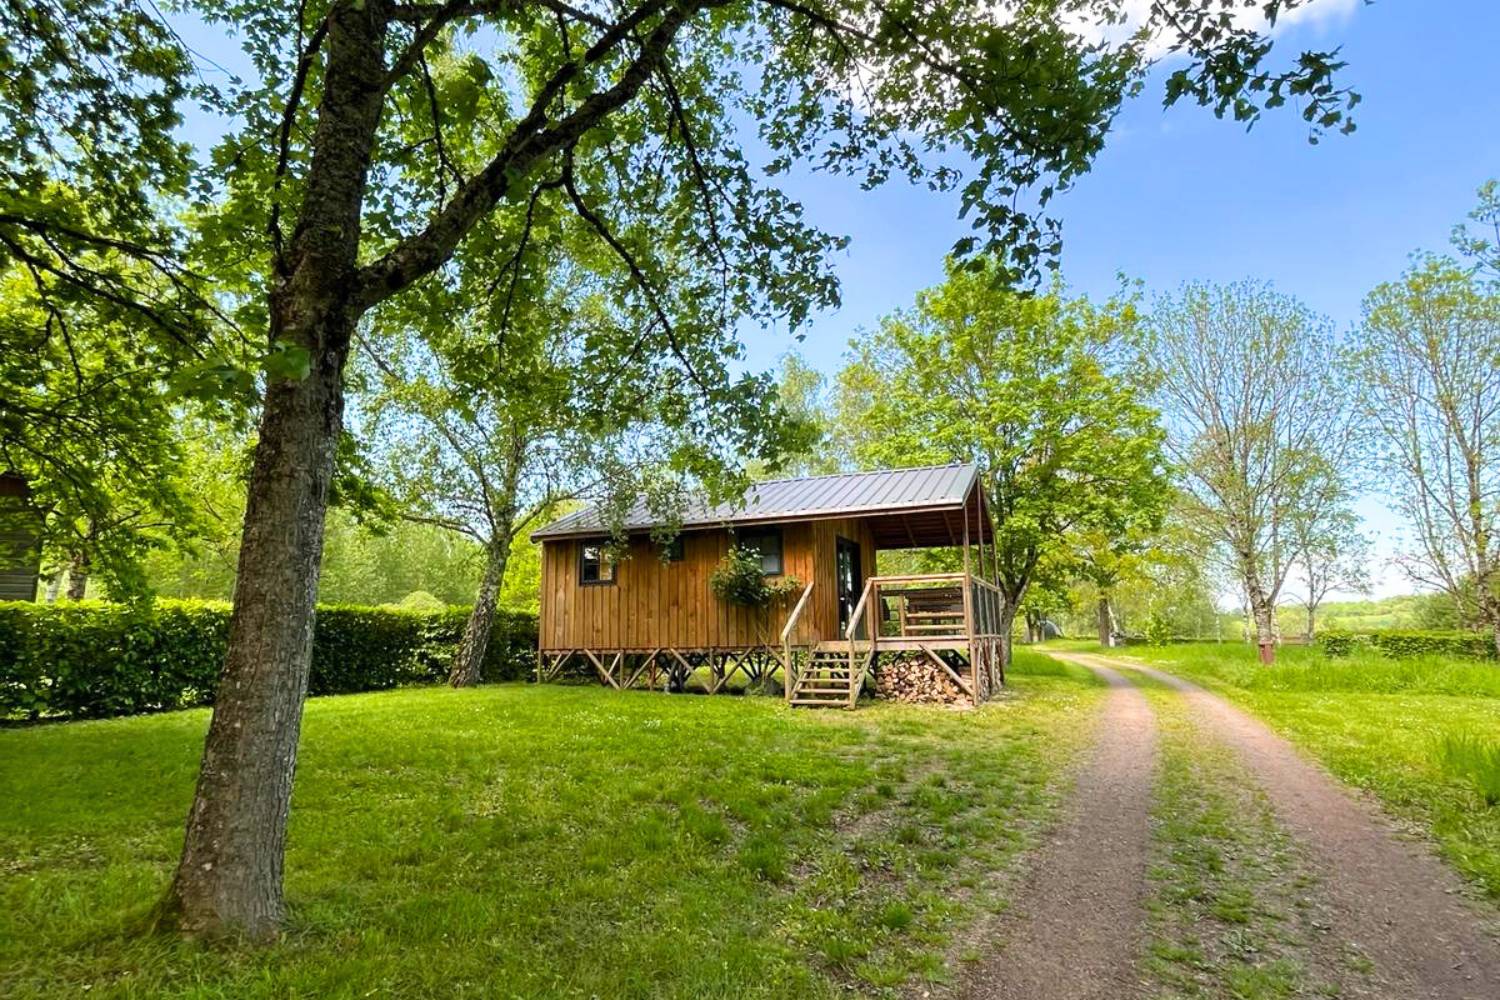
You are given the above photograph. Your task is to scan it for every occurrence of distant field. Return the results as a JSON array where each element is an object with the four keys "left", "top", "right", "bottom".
[
  {"left": 1087, "top": 641, "right": 1500, "bottom": 900},
  {"left": 0, "top": 650, "right": 1101, "bottom": 999}
]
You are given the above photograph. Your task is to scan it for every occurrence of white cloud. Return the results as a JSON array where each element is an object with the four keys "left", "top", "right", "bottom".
[
  {"left": 1279, "top": 0, "right": 1363, "bottom": 31},
  {"left": 1071, "top": 0, "right": 1363, "bottom": 59}
]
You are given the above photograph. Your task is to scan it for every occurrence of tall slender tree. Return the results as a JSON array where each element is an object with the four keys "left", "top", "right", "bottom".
[
  {"left": 1288, "top": 504, "right": 1369, "bottom": 640},
  {"left": 1151, "top": 282, "right": 1356, "bottom": 663},
  {"left": 1352, "top": 258, "right": 1500, "bottom": 652},
  {"left": 357, "top": 251, "right": 804, "bottom": 686}
]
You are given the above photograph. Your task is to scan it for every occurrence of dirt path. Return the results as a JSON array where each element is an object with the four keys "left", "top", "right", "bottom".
[
  {"left": 960, "top": 659, "right": 1156, "bottom": 1000},
  {"left": 1055, "top": 650, "right": 1500, "bottom": 1000}
]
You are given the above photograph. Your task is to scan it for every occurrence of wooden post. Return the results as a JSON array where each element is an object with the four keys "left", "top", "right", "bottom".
[
  {"left": 783, "top": 637, "right": 793, "bottom": 705},
  {"left": 962, "top": 491, "right": 971, "bottom": 580},
  {"left": 975, "top": 488, "right": 987, "bottom": 592},
  {"left": 961, "top": 497, "right": 975, "bottom": 706}
]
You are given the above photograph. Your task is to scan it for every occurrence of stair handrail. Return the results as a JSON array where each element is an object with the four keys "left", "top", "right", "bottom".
[
  {"left": 844, "top": 577, "right": 878, "bottom": 703},
  {"left": 780, "top": 579, "right": 816, "bottom": 644},
  {"left": 782, "top": 579, "right": 815, "bottom": 703},
  {"left": 844, "top": 577, "right": 876, "bottom": 642}
]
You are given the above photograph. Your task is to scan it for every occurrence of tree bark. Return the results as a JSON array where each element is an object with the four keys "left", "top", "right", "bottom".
[
  {"left": 1305, "top": 603, "right": 1316, "bottom": 643},
  {"left": 1097, "top": 594, "right": 1113, "bottom": 648},
  {"left": 1246, "top": 575, "right": 1277, "bottom": 665},
  {"left": 449, "top": 532, "right": 511, "bottom": 688},
  {"left": 64, "top": 549, "right": 88, "bottom": 600},
  {"left": 997, "top": 597, "right": 1020, "bottom": 670},
  {"left": 160, "top": 334, "right": 348, "bottom": 940},
  {"left": 160, "top": 0, "right": 387, "bottom": 941}
]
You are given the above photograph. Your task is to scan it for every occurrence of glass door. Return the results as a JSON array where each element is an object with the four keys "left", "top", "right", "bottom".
[{"left": 836, "top": 536, "right": 863, "bottom": 637}]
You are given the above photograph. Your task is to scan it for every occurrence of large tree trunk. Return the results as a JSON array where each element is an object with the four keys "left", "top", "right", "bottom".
[
  {"left": 449, "top": 533, "right": 511, "bottom": 688},
  {"left": 1304, "top": 603, "right": 1316, "bottom": 643},
  {"left": 160, "top": 337, "right": 348, "bottom": 940},
  {"left": 160, "top": 1, "right": 387, "bottom": 941},
  {"left": 1097, "top": 594, "right": 1113, "bottom": 648},
  {"left": 1481, "top": 588, "right": 1500, "bottom": 659}
]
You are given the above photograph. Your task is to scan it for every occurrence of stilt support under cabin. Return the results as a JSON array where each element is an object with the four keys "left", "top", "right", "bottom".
[
  {"left": 535, "top": 632, "right": 1007, "bottom": 709},
  {"left": 537, "top": 645, "right": 790, "bottom": 695}
]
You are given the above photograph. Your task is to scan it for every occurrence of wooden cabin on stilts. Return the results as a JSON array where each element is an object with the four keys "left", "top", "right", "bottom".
[{"left": 529, "top": 463, "right": 1006, "bottom": 708}]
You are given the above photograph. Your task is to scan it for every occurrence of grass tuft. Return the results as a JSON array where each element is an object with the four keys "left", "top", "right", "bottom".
[
  {"left": 1436, "top": 732, "right": 1500, "bottom": 806},
  {"left": 877, "top": 901, "right": 915, "bottom": 930}
]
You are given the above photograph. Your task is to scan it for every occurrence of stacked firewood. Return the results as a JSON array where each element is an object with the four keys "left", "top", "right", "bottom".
[{"left": 875, "top": 653, "right": 968, "bottom": 705}]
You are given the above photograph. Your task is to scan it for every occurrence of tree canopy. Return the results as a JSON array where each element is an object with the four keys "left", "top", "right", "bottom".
[
  {"left": 836, "top": 261, "right": 1168, "bottom": 659},
  {"left": 1150, "top": 281, "right": 1356, "bottom": 660}
]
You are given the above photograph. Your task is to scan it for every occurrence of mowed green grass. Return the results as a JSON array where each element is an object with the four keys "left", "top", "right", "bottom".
[
  {"left": 0, "top": 651, "right": 1102, "bottom": 999},
  {"left": 1098, "top": 641, "right": 1500, "bottom": 902}
]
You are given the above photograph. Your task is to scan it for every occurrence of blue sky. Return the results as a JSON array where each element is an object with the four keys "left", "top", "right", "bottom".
[
  {"left": 742, "top": 1, "right": 1499, "bottom": 600},
  {"left": 746, "top": 1, "right": 1499, "bottom": 373}
]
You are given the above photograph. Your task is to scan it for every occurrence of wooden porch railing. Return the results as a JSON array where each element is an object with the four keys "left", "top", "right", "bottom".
[
  {"left": 788, "top": 573, "right": 1007, "bottom": 706},
  {"left": 968, "top": 575, "right": 1004, "bottom": 638},
  {"left": 781, "top": 579, "right": 815, "bottom": 704}
]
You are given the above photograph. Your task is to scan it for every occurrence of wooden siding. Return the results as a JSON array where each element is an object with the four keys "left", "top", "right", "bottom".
[
  {"left": 538, "top": 517, "right": 877, "bottom": 651},
  {"left": 0, "top": 474, "right": 40, "bottom": 602}
]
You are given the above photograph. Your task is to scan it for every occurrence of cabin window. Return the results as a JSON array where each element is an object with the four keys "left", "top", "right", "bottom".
[
  {"left": 738, "top": 527, "right": 784, "bottom": 575},
  {"left": 657, "top": 536, "right": 685, "bottom": 562},
  {"left": 579, "top": 542, "right": 615, "bottom": 585}
]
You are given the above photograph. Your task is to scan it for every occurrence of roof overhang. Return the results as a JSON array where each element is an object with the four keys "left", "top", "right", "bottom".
[{"left": 531, "top": 483, "right": 994, "bottom": 549}]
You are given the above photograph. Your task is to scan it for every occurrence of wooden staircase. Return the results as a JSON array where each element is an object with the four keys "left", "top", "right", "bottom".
[{"left": 789, "top": 648, "right": 865, "bottom": 708}]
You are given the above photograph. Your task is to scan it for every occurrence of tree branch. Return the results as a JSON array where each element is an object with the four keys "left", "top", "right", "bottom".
[{"left": 353, "top": 0, "right": 689, "bottom": 309}]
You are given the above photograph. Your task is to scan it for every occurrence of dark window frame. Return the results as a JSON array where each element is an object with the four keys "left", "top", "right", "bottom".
[
  {"left": 738, "top": 526, "right": 784, "bottom": 576},
  {"left": 578, "top": 541, "right": 616, "bottom": 586}
]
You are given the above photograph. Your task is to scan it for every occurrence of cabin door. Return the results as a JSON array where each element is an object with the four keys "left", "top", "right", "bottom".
[{"left": 836, "top": 536, "right": 863, "bottom": 637}]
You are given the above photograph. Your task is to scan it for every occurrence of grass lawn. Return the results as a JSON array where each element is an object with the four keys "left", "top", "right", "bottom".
[
  {"left": 0, "top": 650, "right": 1102, "bottom": 999},
  {"left": 1084, "top": 641, "right": 1500, "bottom": 903}
]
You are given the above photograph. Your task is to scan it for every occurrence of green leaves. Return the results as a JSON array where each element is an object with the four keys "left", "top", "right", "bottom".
[
  {"left": 837, "top": 258, "right": 1168, "bottom": 603},
  {"left": 263, "top": 339, "right": 312, "bottom": 382}
]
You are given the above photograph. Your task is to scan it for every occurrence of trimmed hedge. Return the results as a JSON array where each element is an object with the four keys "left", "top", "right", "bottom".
[
  {"left": 0, "top": 599, "right": 538, "bottom": 721},
  {"left": 1318, "top": 628, "right": 1498, "bottom": 661}
]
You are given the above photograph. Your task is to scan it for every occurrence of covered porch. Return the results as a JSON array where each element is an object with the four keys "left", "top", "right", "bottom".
[{"left": 783, "top": 474, "right": 1008, "bottom": 709}]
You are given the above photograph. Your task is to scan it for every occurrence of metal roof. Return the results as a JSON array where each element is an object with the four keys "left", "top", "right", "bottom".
[{"left": 531, "top": 463, "right": 982, "bottom": 542}]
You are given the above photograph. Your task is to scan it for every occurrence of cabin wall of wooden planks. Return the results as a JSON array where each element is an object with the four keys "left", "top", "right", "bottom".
[{"left": 538, "top": 517, "right": 877, "bottom": 652}]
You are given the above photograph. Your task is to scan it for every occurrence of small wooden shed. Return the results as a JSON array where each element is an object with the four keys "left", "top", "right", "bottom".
[{"left": 530, "top": 463, "right": 1006, "bottom": 707}]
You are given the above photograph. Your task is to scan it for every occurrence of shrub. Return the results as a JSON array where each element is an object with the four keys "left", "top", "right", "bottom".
[
  {"left": 1142, "top": 613, "right": 1174, "bottom": 646},
  {"left": 0, "top": 599, "right": 538, "bottom": 721},
  {"left": 395, "top": 590, "right": 446, "bottom": 612},
  {"left": 1436, "top": 732, "right": 1500, "bottom": 806},
  {"left": 1316, "top": 630, "right": 1362, "bottom": 657},
  {"left": 1318, "top": 628, "right": 1495, "bottom": 661},
  {"left": 1369, "top": 630, "right": 1497, "bottom": 660}
]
